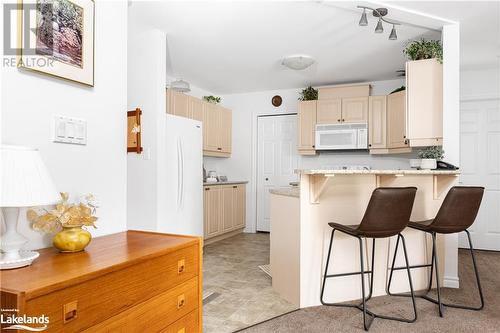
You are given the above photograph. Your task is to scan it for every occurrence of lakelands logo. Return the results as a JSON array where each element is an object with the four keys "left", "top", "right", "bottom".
[{"left": 1, "top": 313, "right": 49, "bottom": 331}]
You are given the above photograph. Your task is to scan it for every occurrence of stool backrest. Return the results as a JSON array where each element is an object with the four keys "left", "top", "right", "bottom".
[
  {"left": 431, "top": 186, "right": 484, "bottom": 234},
  {"left": 358, "top": 187, "right": 417, "bottom": 238}
]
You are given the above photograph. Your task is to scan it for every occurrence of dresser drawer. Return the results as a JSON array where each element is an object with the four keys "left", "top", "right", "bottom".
[
  {"left": 159, "top": 309, "right": 199, "bottom": 333},
  {"left": 84, "top": 277, "right": 199, "bottom": 332},
  {"left": 25, "top": 245, "right": 198, "bottom": 332}
]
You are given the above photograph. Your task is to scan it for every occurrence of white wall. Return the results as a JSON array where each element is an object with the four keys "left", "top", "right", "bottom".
[
  {"left": 1, "top": 1, "right": 128, "bottom": 249},
  {"left": 204, "top": 78, "right": 418, "bottom": 232}
]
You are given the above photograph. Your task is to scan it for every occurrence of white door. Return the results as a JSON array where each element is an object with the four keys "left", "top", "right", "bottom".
[
  {"left": 257, "top": 115, "right": 299, "bottom": 232},
  {"left": 459, "top": 98, "right": 500, "bottom": 250}
]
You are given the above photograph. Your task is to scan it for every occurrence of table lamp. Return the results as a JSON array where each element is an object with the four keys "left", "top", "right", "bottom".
[{"left": 0, "top": 145, "right": 60, "bottom": 269}]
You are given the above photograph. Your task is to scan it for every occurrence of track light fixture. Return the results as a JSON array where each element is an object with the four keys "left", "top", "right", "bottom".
[{"left": 357, "top": 6, "right": 401, "bottom": 40}]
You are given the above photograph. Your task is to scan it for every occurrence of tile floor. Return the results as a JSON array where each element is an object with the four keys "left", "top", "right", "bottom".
[{"left": 203, "top": 233, "right": 297, "bottom": 333}]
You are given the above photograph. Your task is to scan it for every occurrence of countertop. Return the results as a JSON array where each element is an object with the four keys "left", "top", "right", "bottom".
[
  {"left": 296, "top": 169, "right": 460, "bottom": 175},
  {"left": 203, "top": 180, "right": 248, "bottom": 186},
  {"left": 269, "top": 187, "right": 300, "bottom": 198}
]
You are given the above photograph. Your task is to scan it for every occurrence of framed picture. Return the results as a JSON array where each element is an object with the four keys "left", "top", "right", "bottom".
[
  {"left": 127, "top": 108, "right": 143, "bottom": 154},
  {"left": 18, "top": 0, "right": 95, "bottom": 86}
]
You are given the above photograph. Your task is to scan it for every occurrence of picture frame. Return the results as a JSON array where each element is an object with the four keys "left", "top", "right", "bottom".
[
  {"left": 127, "top": 108, "right": 143, "bottom": 154},
  {"left": 17, "top": 0, "right": 95, "bottom": 86}
]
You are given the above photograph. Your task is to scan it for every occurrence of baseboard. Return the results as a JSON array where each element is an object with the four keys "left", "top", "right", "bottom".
[
  {"left": 443, "top": 275, "right": 460, "bottom": 288},
  {"left": 203, "top": 228, "right": 244, "bottom": 245}
]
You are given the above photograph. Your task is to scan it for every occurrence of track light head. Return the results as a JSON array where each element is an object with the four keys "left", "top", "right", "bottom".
[
  {"left": 389, "top": 25, "right": 397, "bottom": 40},
  {"left": 359, "top": 9, "right": 368, "bottom": 26},
  {"left": 375, "top": 19, "right": 383, "bottom": 33}
]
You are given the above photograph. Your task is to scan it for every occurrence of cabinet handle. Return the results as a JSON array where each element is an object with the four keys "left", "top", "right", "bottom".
[
  {"left": 177, "top": 294, "right": 185, "bottom": 309},
  {"left": 337, "top": 119, "right": 341, "bottom": 122},
  {"left": 205, "top": 188, "right": 210, "bottom": 191},
  {"left": 404, "top": 139, "right": 409, "bottom": 145},
  {"left": 403, "top": 135, "right": 406, "bottom": 139},
  {"left": 368, "top": 144, "right": 372, "bottom": 147},
  {"left": 233, "top": 185, "right": 238, "bottom": 188},
  {"left": 63, "top": 301, "right": 78, "bottom": 324},
  {"left": 177, "top": 259, "right": 185, "bottom": 274},
  {"left": 265, "top": 178, "right": 269, "bottom": 181},
  {"left": 342, "top": 119, "right": 345, "bottom": 122},
  {"left": 217, "top": 147, "right": 222, "bottom": 150},
  {"left": 312, "top": 145, "right": 315, "bottom": 148}
]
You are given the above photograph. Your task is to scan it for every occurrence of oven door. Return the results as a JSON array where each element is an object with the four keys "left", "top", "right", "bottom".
[{"left": 315, "top": 129, "right": 358, "bottom": 150}]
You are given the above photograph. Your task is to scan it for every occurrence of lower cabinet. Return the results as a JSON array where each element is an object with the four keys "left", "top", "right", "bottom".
[{"left": 204, "top": 184, "right": 246, "bottom": 241}]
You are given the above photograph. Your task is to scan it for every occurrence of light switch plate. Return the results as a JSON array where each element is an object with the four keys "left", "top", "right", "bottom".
[{"left": 53, "top": 115, "right": 87, "bottom": 145}]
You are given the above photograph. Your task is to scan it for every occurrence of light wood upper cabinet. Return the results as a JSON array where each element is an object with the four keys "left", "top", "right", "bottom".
[
  {"left": 342, "top": 97, "right": 368, "bottom": 123},
  {"left": 318, "top": 84, "right": 370, "bottom": 100},
  {"left": 387, "top": 90, "right": 408, "bottom": 149},
  {"left": 204, "top": 184, "right": 246, "bottom": 240},
  {"left": 203, "top": 103, "right": 220, "bottom": 153},
  {"left": 406, "top": 59, "right": 443, "bottom": 146},
  {"left": 219, "top": 107, "right": 232, "bottom": 154},
  {"left": 368, "top": 96, "right": 387, "bottom": 149},
  {"left": 188, "top": 96, "right": 203, "bottom": 121},
  {"left": 203, "top": 104, "right": 232, "bottom": 157},
  {"left": 297, "top": 100, "right": 317, "bottom": 155},
  {"left": 166, "top": 89, "right": 190, "bottom": 118},
  {"left": 316, "top": 99, "right": 342, "bottom": 124},
  {"left": 204, "top": 186, "right": 221, "bottom": 238}
]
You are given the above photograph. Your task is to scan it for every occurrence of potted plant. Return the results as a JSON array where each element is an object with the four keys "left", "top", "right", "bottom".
[
  {"left": 403, "top": 39, "right": 443, "bottom": 64},
  {"left": 203, "top": 95, "right": 221, "bottom": 104},
  {"left": 418, "top": 146, "right": 444, "bottom": 170},
  {"left": 299, "top": 86, "right": 318, "bottom": 101},
  {"left": 27, "top": 193, "right": 99, "bottom": 252}
]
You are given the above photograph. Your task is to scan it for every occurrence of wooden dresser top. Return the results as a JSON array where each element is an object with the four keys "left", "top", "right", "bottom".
[{"left": 0, "top": 230, "right": 200, "bottom": 300}]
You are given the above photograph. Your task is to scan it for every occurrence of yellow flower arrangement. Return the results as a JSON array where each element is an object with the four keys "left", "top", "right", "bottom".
[{"left": 28, "top": 193, "right": 98, "bottom": 233}]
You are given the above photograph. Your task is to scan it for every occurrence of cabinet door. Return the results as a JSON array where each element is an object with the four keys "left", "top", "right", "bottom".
[
  {"left": 203, "top": 103, "right": 219, "bottom": 152},
  {"left": 221, "top": 186, "right": 234, "bottom": 232},
  {"left": 368, "top": 96, "right": 387, "bottom": 149},
  {"left": 203, "top": 186, "right": 221, "bottom": 238},
  {"left": 232, "top": 185, "right": 246, "bottom": 229},
  {"left": 387, "top": 90, "right": 408, "bottom": 149},
  {"left": 341, "top": 97, "right": 368, "bottom": 123},
  {"left": 406, "top": 59, "right": 443, "bottom": 146},
  {"left": 188, "top": 96, "right": 203, "bottom": 121},
  {"left": 167, "top": 90, "right": 190, "bottom": 118},
  {"left": 219, "top": 106, "right": 232, "bottom": 154},
  {"left": 297, "top": 100, "right": 317, "bottom": 154},
  {"left": 316, "top": 99, "right": 342, "bottom": 124}
]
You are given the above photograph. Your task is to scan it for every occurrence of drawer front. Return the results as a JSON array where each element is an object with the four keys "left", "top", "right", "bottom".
[
  {"left": 159, "top": 309, "right": 199, "bottom": 333},
  {"left": 25, "top": 245, "right": 199, "bottom": 332},
  {"left": 85, "top": 278, "right": 199, "bottom": 333}
]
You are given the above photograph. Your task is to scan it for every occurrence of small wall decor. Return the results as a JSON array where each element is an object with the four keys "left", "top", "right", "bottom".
[
  {"left": 299, "top": 86, "right": 318, "bottom": 101},
  {"left": 271, "top": 95, "right": 282, "bottom": 107},
  {"left": 18, "top": 0, "right": 95, "bottom": 86},
  {"left": 127, "top": 108, "right": 143, "bottom": 154}
]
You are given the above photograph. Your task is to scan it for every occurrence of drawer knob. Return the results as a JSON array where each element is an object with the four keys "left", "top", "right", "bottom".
[
  {"left": 177, "top": 294, "right": 185, "bottom": 309},
  {"left": 178, "top": 259, "right": 185, "bottom": 274},
  {"left": 63, "top": 301, "right": 78, "bottom": 324}
]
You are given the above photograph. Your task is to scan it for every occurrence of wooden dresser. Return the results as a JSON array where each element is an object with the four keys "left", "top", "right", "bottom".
[{"left": 0, "top": 231, "right": 202, "bottom": 332}]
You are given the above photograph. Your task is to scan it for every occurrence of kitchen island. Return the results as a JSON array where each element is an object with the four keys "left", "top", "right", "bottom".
[{"left": 269, "top": 169, "right": 460, "bottom": 308}]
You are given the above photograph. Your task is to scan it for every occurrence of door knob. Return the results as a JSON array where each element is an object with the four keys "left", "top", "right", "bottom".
[{"left": 265, "top": 178, "right": 269, "bottom": 181}]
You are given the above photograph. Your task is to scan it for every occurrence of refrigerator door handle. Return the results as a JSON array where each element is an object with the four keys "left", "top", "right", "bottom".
[
  {"left": 177, "top": 138, "right": 182, "bottom": 210},
  {"left": 179, "top": 138, "right": 185, "bottom": 210}
]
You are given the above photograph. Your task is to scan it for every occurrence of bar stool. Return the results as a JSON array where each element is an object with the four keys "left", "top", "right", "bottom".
[
  {"left": 387, "top": 186, "right": 485, "bottom": 317},
  {"left": 320, "top": 187, "right": 418, "bottom": 331}
]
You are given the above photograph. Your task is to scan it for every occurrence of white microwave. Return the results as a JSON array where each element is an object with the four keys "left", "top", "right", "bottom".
[{"left": 315, "top": 123, "right": 368, "bottom": 150}]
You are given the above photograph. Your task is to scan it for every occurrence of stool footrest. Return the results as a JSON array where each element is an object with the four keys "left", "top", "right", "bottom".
[
  {"left": 390, "top": 263, "right": 432, "bottom": 271},
  {"left": 326, "top": 270, "right": 373, "bottom": 278}
]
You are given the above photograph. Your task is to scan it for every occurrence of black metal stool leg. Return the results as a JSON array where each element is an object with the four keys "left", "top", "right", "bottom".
[
  {"left": 386, "top": 235, "right": 400, "bottom": 295},
  {"left": 320, "top": 229, "right": 336, "bottom": 305},
  {"left": 358, "top": 236, "right": 374, "bottom": 331},
  {"left": 400, "top": 234, "right": 418, "bottom": 322}
]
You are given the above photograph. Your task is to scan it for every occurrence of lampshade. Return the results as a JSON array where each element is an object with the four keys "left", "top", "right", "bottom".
[
  {"left": 170, "top": 79, "right": 191, "bottom": 93},
  {"left": 0, "top": 145, "right": 59, "bottom": 207},
  {"left": 375, "top": 19, "right": 384, "bottom": 33},
  {"left": 359, "top": 9, "right": 368, "bottom": 26},
  {"left": 282, "top": 55, "right": 315, "bottom": 70}
]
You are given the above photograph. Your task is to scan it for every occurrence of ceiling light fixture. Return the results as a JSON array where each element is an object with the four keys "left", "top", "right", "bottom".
[
  {"left": 282, "top": 55, "right": 315, "bottom": 71},
  {"left": 170, "top": 78, "right": 191, "bottom": 92},
  {"left": 358, "top": 9, "right": 368, "bottom": 26},
  {"left": 357, "top": 6, "right": 401, "bottom": 40}
]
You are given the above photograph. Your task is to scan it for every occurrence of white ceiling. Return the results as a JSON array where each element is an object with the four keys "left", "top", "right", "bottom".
[{"left": 129, "top": 1, "right": 497, "bottom": 94}]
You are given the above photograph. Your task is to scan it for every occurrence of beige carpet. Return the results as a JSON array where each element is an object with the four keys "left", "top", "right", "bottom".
[{"left": 240, "top": 249, "right": 500, "bottom": 332}]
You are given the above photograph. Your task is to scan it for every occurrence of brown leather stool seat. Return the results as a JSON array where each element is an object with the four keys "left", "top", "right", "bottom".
[
  {"left": 388, "top": 186, "right": 485, "bottom": 317},
  {"left": 321, "top": 187, "right": 418, "bottom": 331}
]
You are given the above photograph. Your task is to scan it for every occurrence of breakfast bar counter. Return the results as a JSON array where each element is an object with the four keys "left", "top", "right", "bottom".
[{"left": 270, "top": 169, "right": 460, "bottom": 308}]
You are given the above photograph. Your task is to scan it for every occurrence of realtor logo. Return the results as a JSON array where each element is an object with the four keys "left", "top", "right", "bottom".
[{"left": 1, "top": 311, "right": 49, "bottom": 331}]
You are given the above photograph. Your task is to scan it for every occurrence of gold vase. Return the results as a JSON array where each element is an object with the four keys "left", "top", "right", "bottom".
[{"left": 53, "top": 225, "right": 92, "bottom": 253}]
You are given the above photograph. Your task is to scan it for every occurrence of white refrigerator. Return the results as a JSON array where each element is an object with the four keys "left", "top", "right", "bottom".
[{"left": 160, "top": 114, "right": 203, "bottom": 236}]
